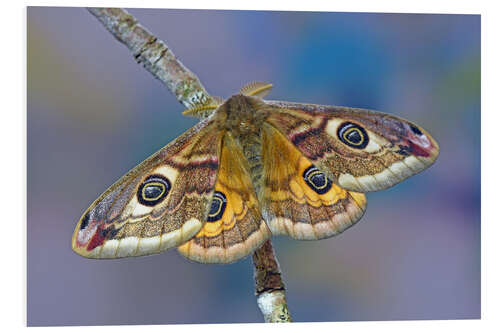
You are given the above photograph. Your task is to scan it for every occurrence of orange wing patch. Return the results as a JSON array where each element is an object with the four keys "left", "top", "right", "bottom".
[
  {"left": 194, "top": 181, "right": 245, "bottom": 238},
  {"left": 178, "top": 132, "right": 270, "bottom": 264},
  {"left": 261, "top": 123, "right": 367, "bottom": 240}
]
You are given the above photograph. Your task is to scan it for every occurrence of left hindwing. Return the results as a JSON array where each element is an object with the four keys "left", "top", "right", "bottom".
[
  {"left": 178, "top": 132, "right": 271, "bottom": 264},
  {"left": 263, "top": 101, "right": 439, "bottom": 193}
]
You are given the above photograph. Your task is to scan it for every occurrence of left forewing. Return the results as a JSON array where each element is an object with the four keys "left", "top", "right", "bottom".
[{"left": 72, "top": 118, "right": 222, "bottom": 259}]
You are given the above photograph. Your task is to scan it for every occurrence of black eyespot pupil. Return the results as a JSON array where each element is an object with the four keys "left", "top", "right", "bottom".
[
  {"left": 310, "top": 173, "right": 327, "bottom": 188},
  {"left": 207, "top": 192, "right": 227, "bottom": 222},
  {"left": 144, "top": 184, "right": 164, "bottom": 199},
  {"left": 337, "top": 122, "right": 369, "bottom": 149},
  {"left": 137, "top": 174, "right": 171, "bottom": 206},
  {"left": 209, "top": 200, "right": 220, "bottom": 215},
  {"left": 345, "top": 129, "right": 362, "bottom": 144},
  {"left": 303, "top": 166, "right": 332, "bottom": 194},
  {"left": 410, "top": 124, "right": 423, "bottom": 136}
]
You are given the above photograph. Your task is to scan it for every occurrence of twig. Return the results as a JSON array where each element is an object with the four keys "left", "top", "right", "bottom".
[
  {"left": 88, "top": 8, "right": 211, "bottom": 109},
  {"left": 87, "top": 8, "right": 292, "bottom": 323},
  {"left": 252, "top": 240, "right": 292, "bottom": 322}
]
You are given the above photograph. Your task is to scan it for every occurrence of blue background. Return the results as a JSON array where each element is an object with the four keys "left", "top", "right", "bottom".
[{"left": 27, "top": 7, "right": 480, "bottom": 325}]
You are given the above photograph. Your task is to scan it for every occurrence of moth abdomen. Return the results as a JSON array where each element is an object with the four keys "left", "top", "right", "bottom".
[{"left": 236, "top": 132, "right": 265, "bottom": 196}]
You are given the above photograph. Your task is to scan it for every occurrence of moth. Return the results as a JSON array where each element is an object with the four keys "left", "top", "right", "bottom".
[{"left": 72, "top": 82, "right": 439, "bottom": 264}]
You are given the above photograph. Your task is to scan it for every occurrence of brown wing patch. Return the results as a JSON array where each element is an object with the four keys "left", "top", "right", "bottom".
[
  {"left": 178, "top": 132, "right": 270, "bottom": 264},
  {"left": 264, "top": 101, "right": 439, "bottom": 192},
  {"left": 261, "top": 123, "right": 366, "bottom": 240},
  {"left": 72, "top": 118, "right": 222, "bottom": 259}
]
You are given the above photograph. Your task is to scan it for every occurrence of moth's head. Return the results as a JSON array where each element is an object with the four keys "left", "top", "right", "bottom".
[
  {"left": 182, "top": 81, "right": 273, "bottom": 118},
  {"left": 223, "top": 94, "right": 257, "bottom": 112}
]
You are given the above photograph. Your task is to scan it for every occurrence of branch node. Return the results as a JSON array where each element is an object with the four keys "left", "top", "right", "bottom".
[
  {"left": 256, "top": 290, "right": 292, "bottom": 323},
  {"left": 252, "top": 240, "right": 292, "bottom": 322}
]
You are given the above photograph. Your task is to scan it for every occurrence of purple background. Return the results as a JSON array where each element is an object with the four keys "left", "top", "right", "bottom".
[{"left": 27, "top": 7, "right": 480, "bottom": 325}]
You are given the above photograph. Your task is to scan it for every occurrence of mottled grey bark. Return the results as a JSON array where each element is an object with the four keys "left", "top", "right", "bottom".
[
  {"left": 87, "top": 7, "right": 292, "bottom": 323},
  {"left": 88, "top": 8, "right": 211, "bottom": 109},
  {"left": 252, "top": 240, "right": 292, "bottom": 322}
]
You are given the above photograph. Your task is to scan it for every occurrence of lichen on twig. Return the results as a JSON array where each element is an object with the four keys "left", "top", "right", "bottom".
[
  {"left": 87, "top": 7, "right": 292, "bottom": 323},
  {"left": 88, "top": 8, "right": 211, "bottom": 109}
]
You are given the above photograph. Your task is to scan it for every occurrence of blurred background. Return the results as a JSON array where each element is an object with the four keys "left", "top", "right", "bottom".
[{"left": 27, "top": 7, "right": 480, "bottom": 326}]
